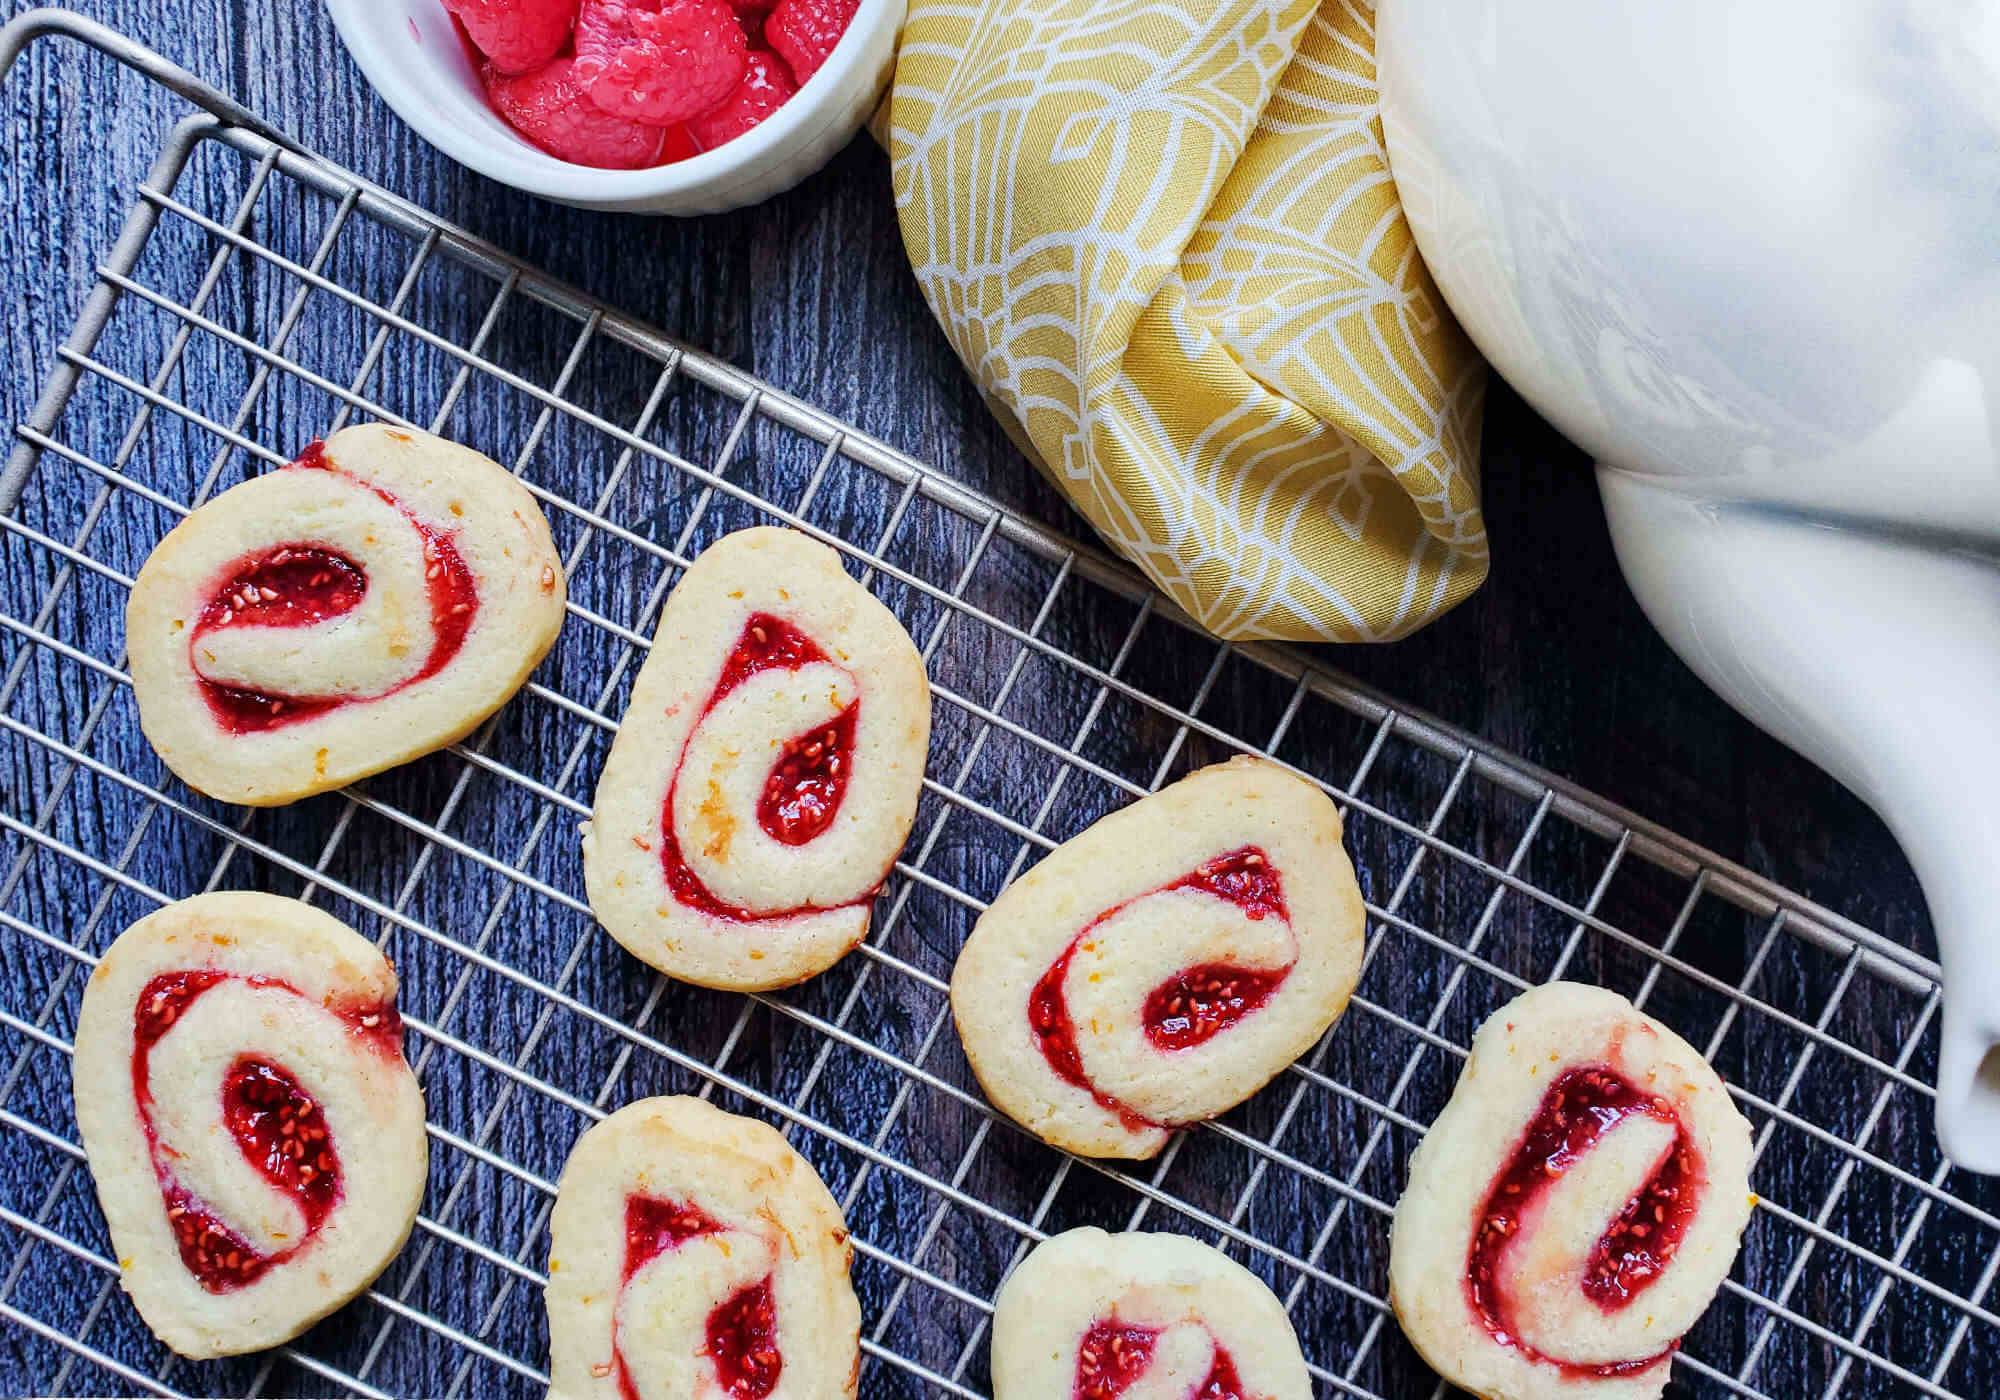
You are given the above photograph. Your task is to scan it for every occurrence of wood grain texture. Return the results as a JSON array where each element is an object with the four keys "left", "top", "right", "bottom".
[{"left": 0, "top": 3, "right": 1994, "bottom": 1398}]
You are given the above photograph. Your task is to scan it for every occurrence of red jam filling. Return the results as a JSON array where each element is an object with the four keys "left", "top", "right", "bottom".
[
  {"left": 222, "top": 1059, "right": 340, "bottom": 1226},
  {"left": 1174, "top": 848, "right": 1285, "bottom": 919},
  {"left": 190, "top": 441, "right": 479, "bottom": 735},
  {"left": 706, "top": 1278, "right": 782, "bottom": 1399},
  {"left": 131, "top": 968, "right": 396, "bottom": 1293},
  {"left": 1466, "top": 1064, "right": 1703, "bottom": 1378},
  {"left": 712, "top": 612, "right": 829, "bottom": 694},
  {"left": 200, "top": 546, "right": 366, "bottom": 630},
  {"left": 657, "top": 612, "right": 869, "bottom": 923},
  {"left": 614, "top": 1196, "right": 781, "bottom": 1400},
  {"left": 161, "top": 1181, "right": 268, "bottom": 1291},
  {"left": 1142, "top": 963, "right": 1287, "bottom": 1052},
  {"left": 1029, "top": 940, "right": 1151, "bottom": 1129},
  {"left": 622, "top": 1195, "right": 722, "bottom": 1278},
  {"left": 1075, "top": 1321, "right": 1156, "bottom": 1400},
  {"left": 1072, "top": 1320, "right": 1244, "bottom": 1400},
  {"left": 757, "top": 706, "right": 857, "bottom": 846},
  {"left": 1196, "top": 1348, "right": 1248, "bottom": 1400},
  {"left": 1030, "top": 848, "right": 1291, "bottom": 1131},
  {"left": 134, "top": 969, "right": 232, "bottom": 1045}
]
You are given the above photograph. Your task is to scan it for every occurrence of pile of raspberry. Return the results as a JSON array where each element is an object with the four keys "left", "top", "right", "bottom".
[{"left": 449, "top": 0, "right": 860, "bottom": 169}]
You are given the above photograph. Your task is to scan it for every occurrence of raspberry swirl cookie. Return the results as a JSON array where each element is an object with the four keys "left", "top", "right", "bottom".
[
  {"left": 1390, "top": 983, "right": 1756, "bottom": 1399},
  {"left": 991, "top": 1228, "right": 1310, "bottom": 1400},
  {"left": 950, "top": 756, "right": 1364, "bottom": 1158},
  {"left": 582, "top": 527, "right": 929, "bottom": 991},
  {"left": 544, "top": 1096, "right": 861, "bottom": 1400},
  {"left": 73, "top": 892, "right": 427, "bottom": 1358},
  {"left": 126, "top": 424, "right": 565, "bottom": 805}
]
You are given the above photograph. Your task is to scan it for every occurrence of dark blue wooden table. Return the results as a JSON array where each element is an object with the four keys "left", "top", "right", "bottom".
[{"left": 0, "top": 2, "right": 1978, "bottom": 1397}]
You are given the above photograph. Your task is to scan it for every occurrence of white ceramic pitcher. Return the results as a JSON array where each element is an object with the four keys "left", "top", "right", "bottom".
[{"left": 1376, "top": 1, "right": 2000, "bottom": 1170}]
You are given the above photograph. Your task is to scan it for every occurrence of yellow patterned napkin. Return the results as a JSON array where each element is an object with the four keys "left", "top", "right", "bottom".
[{"left": 884, "top": 0, "right": 1487, "bottom": 642}]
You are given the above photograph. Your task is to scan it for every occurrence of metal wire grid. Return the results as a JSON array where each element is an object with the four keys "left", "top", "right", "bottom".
[{"left": 2, "top": 14, "right": 1998, "bottom": 1399}]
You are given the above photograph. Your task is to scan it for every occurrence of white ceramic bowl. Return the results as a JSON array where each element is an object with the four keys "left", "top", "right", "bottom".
[{"left": 324, "top": 0, "right": 905, "bottom": 214}]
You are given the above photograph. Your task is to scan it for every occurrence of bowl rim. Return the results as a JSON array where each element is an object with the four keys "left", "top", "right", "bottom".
[{"left": 323, "top": 0, "right": 898, "bottom": 203}]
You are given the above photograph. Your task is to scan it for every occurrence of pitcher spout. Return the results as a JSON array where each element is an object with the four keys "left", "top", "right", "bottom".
[{"left": 1599, "top": 467, "right": 2000, "bottom": 1171}]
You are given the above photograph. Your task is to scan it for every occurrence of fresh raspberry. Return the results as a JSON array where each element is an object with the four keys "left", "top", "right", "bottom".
[
  {"left": 572, "top": 0, "right": 749, "bottom": 127},
  {"left": 658, "top": 121, "right": 701, "bottom": 163},
  {"left": 765, "top": 0, "right": 857, "bottom": 86},
  {"left": 687, "top": 49, "right": 797, "bottom": 150},
  {"left": 482, "top": 60, "right": 669, "bottom": 169},
  {"left": 445, "top": 0, "right": 580, "bottom": 75}
]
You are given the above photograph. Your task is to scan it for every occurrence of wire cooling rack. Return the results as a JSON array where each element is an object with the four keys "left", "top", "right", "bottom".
[{"left": 2, "top": 11, "right": 1997, "bottom": 1399}]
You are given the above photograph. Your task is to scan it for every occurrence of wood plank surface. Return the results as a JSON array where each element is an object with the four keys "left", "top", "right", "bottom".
[{"left": 0, "top": 3, "right": 1991, "bottom": 1398}]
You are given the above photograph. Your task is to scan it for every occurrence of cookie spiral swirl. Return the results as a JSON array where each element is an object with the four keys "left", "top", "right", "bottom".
[
  {"left": 991, "top": 1228, "right": 1311, "bottom": 1400},
  {"left": 126, "top": 423, "right": 565, "bottom": 805},
  {"left": 1390, "top": 983, "right": 1756, "bottom": 1399},
  {"left": 544, "top": 1096, "right": 860, "bottom": 1400},
  {"left": 583, "top": 527, "right": 930, "bottom": 991},
  {"left": 952, "top": 757, "right": 1364, "bottom": 1158},
  {"left": 73, "top": 893, "right": 427, "bottom": 1359}
]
